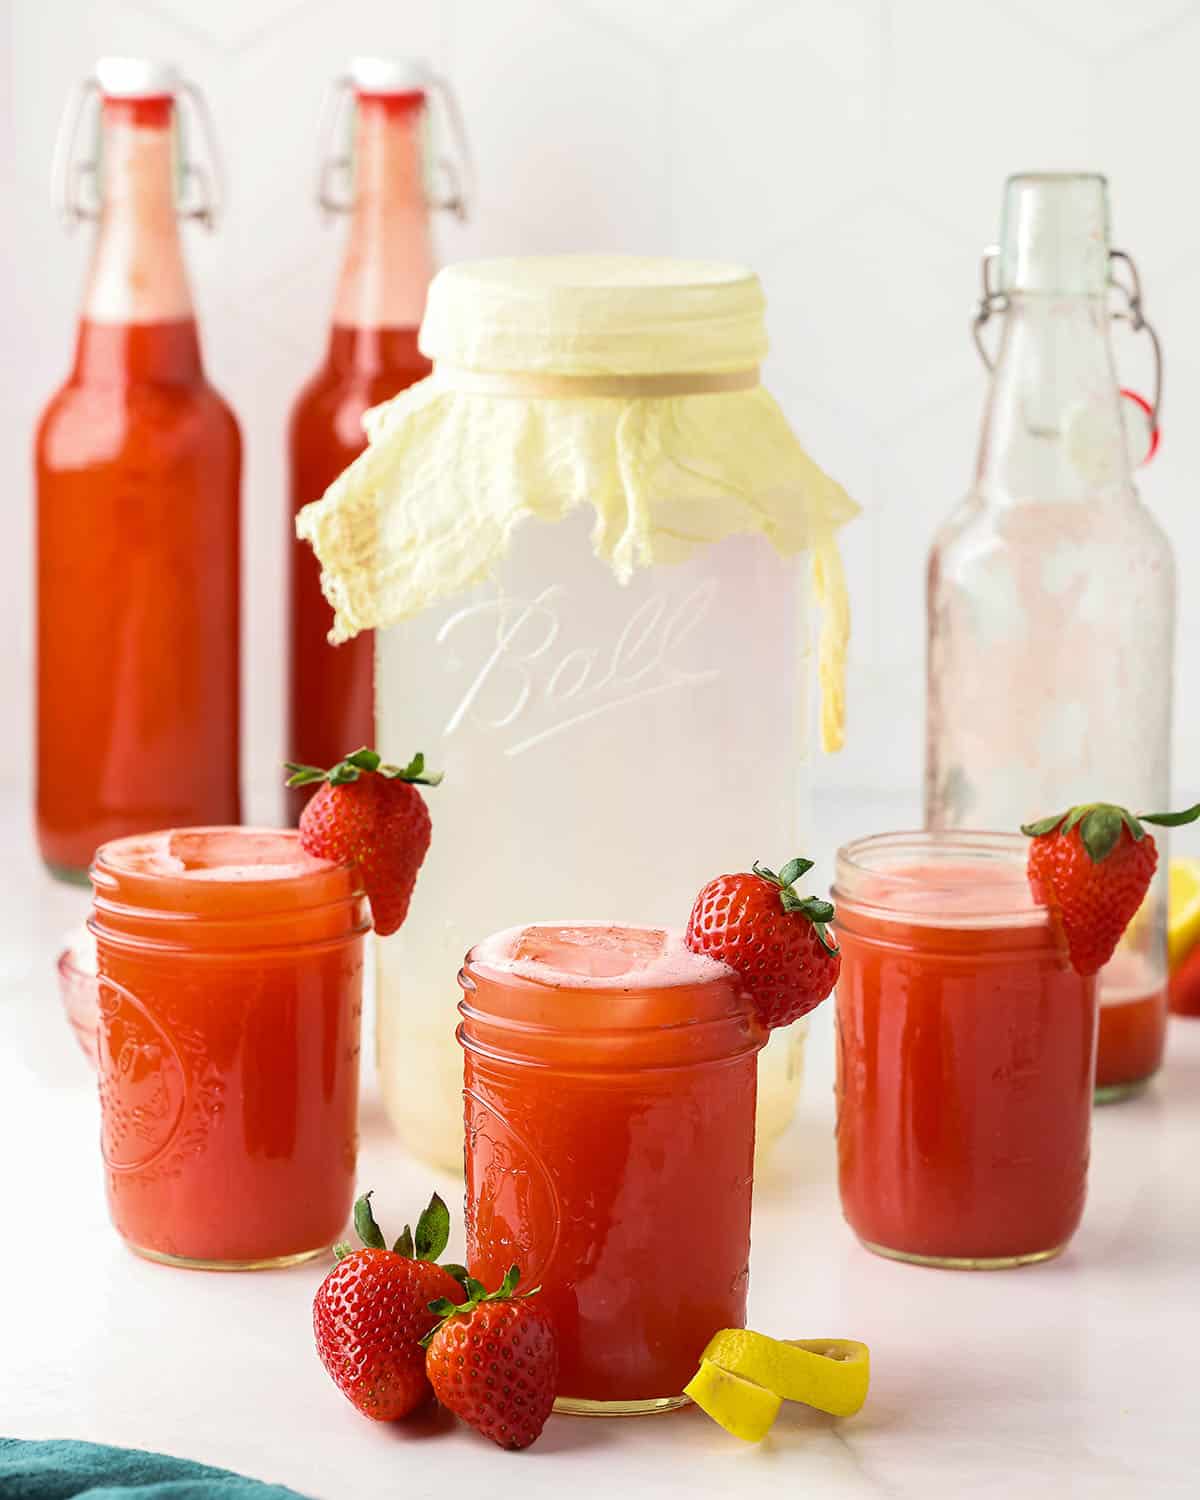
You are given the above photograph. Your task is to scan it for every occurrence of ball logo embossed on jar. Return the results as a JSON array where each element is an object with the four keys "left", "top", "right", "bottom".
[
  {"left": 97, "top": 977, "right": 187, "bottom": 1173},
  {"left": 436, "top": 581, "right": 720, "bottom": 756},
  {"left": 464, "top": 1088, "right": 561, "bottom": 1284}
]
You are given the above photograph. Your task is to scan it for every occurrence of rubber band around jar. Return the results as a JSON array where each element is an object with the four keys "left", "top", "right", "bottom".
[{"left": 431, "top": 363, "right": 761, "bottom": 398}]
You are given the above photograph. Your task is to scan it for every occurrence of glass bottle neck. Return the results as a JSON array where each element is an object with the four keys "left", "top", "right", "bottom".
[
  {"left": 80, "top": 98, "right": 196, "bottom": 340},
  {"left": 332, "top": 94, "right": 435, "bottom": 336},
  {"left": 975, "top": 292, "right": 1135, "bottom": 505}
]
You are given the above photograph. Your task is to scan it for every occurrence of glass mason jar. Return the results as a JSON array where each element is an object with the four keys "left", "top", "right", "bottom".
[
  {"left": 926, "top": 174, "right": 1175, "bottom": 1102},
  {"left": 833, "top": 832, "right": 1098, "bottom": 1269},
  {"left": 89, "top": 828, "right": 368, "bottom": 1269},
  {"left": 378, "top": 515, "right": 807, "bottom": 1168},
  {"left": 458, "top": 922, "right": 763, "bottom": 1413},
  {"left": 299, "top": 257, "right": 857, "bottom": 1171}
]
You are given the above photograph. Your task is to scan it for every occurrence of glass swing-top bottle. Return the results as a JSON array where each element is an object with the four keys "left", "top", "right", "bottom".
[
  {"left": 926, "top": 173, "right": 1175, "bottom": 1100},
  {"left": 287, "top": 59, "right": 470, "bottom": 823},
  {"left": 36, "top": 59, "right": 240, "bottom": 880}
]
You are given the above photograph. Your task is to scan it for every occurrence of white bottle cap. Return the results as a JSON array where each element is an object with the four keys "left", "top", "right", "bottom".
[
  {"left": 348, "top": 57, "right": 431, "bottom": 95},
  {"left": 95, "top": 57, "right": 180, "bottom": 99}
]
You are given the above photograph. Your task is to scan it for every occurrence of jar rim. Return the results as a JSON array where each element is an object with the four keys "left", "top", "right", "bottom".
[
  {"left": 93, "top": 825, "right": 353, "bottom": 888},
  {"left": 459, "top": 922, "right": 763, "bottom": 1057},
  {"left": 90, "top": 826, "right": 364, "bottom": 931},
  {"left": 464, "top": 921, "right": 735, "bottom": 996},
  {"left": 833, "top": 829, "right": 1049, "bottom": 930}
]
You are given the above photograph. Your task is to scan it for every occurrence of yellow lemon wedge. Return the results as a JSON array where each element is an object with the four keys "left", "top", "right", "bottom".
[
  {"left": 700, "top": 1330, "right": 871, "bottom": 1418},
  {"left": 1169, "top": 857, "right": 1200, "bottom": 970},
  {"left": 683, "top": 1358, "right": 782, "bottom": 1443}
]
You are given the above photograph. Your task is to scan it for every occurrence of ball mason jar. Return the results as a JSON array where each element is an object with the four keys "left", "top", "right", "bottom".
[
  {"left": 298, "top": 255, "right": 859, "bottom": 1171},
  {"left": 378, "top": 513, "right": 807, "bottom": 1168}
]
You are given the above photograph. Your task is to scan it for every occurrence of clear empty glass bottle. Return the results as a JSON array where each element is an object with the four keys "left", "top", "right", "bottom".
[{"left": 926, "top": 173, "right": 1175, "bottom": 1101}]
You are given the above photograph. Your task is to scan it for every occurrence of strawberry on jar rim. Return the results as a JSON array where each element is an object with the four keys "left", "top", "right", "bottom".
[
  {"left": 312, "top": 1190, "right": 467, "bottom": 1423},
  {"left": 285, "top": 747, "right": 441, "bottom": 936},
  {"left": 423, "top": 1266, "right": 559, "bottom": 1451},
  {"left": 685, "top": 857, "right": 841, "bottom": 1030},
  {"left": 1022, "top": 800, "right": 1200, "bottom": 977}
]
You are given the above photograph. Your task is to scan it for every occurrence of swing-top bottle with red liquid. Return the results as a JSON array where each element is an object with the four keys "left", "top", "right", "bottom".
[
  {"left": 37, "top": 59, "right": 241, "bottom": 880},
  {"left": 287, "top": 58, "right": 470, "bottom": 822}
]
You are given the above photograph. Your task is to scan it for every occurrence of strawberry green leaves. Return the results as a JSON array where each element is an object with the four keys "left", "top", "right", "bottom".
[
  {"left": 1140, "top": 802, "right": 1200, "bottom": 829},
  {"left": 284, "top": 746, "right": 443, "bottom": 790},
  {"left": 1022, "top": 801, "right": 1200, "bottom": 864},
  {"left": 413, "top": 1194, "right": 451, "bottom": 1261},
  {"left": 753, "top": 859, "right": 838, "bottom": 956},
  {"left": 1067, "top": 805, "right": 1139, "bottom": 864},
  {"left": 419, "top": 1265, "right": 541, "bottom": 1348},
  {"left": 355, "top": 1191, "right": 387, "bottom": 1250},
  {"left": 1021, "top": 813, "right": 1068, "bottom": 838},
  {"left": 335, "top": 1190, "right": 454, "bottom": 1267}
]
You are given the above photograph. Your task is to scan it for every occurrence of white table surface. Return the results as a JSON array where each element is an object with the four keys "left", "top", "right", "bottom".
[{"left": 3, "top": 792, "right": 1198, "bottom": 1499}]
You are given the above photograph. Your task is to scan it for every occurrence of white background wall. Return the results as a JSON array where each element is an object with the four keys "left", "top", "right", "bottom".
[{"left": 3, "top": 0, "right": 1197, "bottom": 826}]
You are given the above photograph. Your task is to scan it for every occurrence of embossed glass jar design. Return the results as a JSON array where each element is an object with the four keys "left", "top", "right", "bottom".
[
  {"left": 459, "top": 923, "right": 763, "bottom": 1415},
  {"left": 298, "top": 256, "right": 859, "bottom": 1170},
  {"left": 89, "top": 827, "right": 368, "bottom": 1269}
]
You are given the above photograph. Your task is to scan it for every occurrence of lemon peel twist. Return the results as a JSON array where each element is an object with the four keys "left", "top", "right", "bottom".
[{"left": 684, "top": 1330, "right": 870, "bottom": 1443}]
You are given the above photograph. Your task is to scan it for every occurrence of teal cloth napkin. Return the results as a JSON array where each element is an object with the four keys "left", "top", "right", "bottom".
[{"left": 0, "top": 1441, "right": 312, "bottom": 1499}]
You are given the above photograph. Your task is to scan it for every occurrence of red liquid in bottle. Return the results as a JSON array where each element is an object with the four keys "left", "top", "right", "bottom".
[
  {"left": 287, "top": 90, "right": 433, "bottom": 819},
  {"left": 36, "top": 93, "right": 240, "bottom": 878},
  {"left": 1095, "top": 950, "right": 1167, "bottom": 1096}
]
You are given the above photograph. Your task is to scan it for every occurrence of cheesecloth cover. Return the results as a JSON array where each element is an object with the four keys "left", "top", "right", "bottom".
[{"left": 297, "top": 255, "right": 859, "bottom": 749}]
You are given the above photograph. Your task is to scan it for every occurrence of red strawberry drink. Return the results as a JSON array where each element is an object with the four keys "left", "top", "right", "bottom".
[
  {"left": 459, "top": 861, "right": 839, "bottom": 1411},
  {"left": 833, "top": 833, "right": 1098, "bottom": 1269},
  {"left": 459, "top": 923, "right": 762, "bottom": 1413},
  {"left": 90, "top": 827, "right": 368, "bottom": 1267}
]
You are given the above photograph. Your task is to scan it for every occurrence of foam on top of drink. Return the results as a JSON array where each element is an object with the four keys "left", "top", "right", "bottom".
[
  {"left": 103, "top": 828, "right": 336, "bottom": 882},
  {"left": 473, "top": 922, "right": 733, "bottom": 989}
]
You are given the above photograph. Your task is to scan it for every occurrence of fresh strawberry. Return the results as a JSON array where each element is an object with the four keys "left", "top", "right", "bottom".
[
  {"left": 313, "top": 1191, "right": 467, "bottom": 1422},
  {"left": 685, "top": 858, "right": 840, "bottom": 1030},
  {"left": 285, "top": 747, "right": 441, "bottom": 936},
  {"left": 423, "top": 1267, "right": 558, "bottom": 1451},
  {"left": 1022, "top": 801, "right": 1200, "bottom": 977}
]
